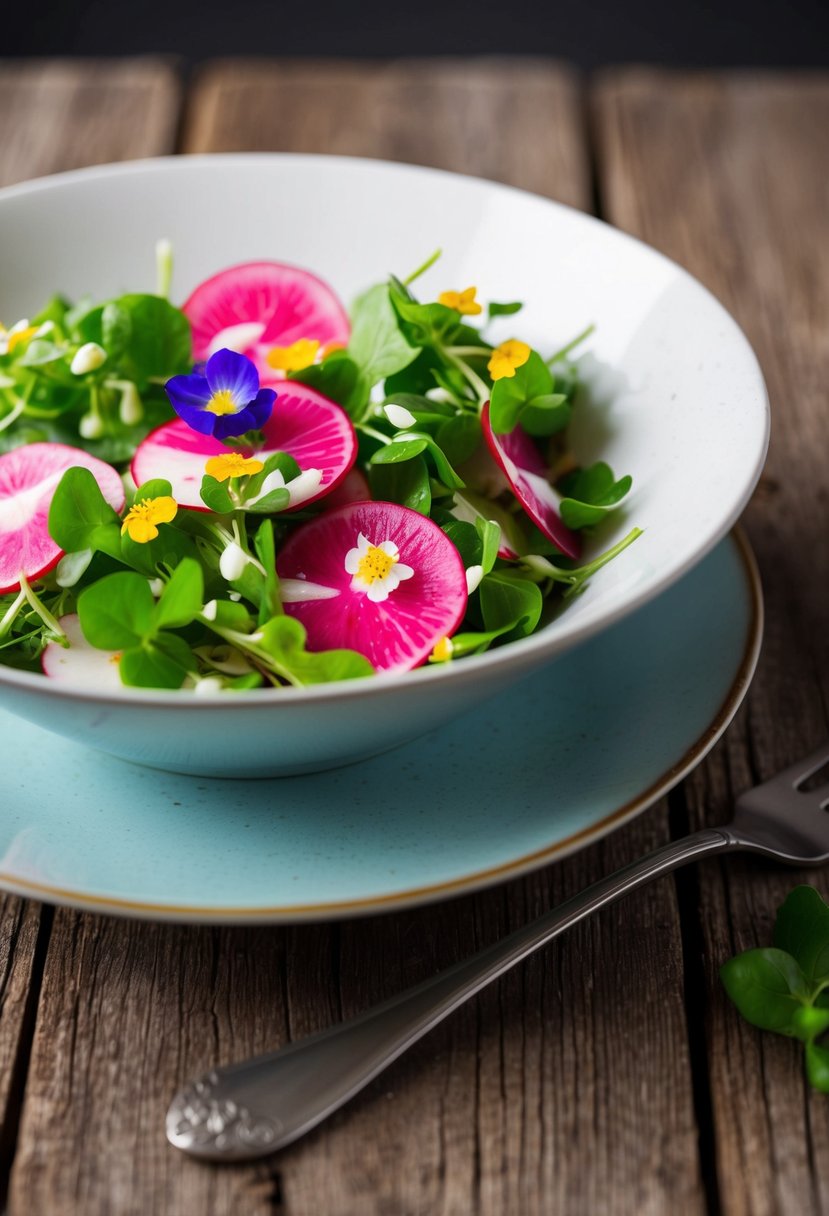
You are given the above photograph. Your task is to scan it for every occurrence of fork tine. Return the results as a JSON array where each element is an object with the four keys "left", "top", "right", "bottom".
[{"left": 763, "top": 744, "right": 829, "bottom": 791}]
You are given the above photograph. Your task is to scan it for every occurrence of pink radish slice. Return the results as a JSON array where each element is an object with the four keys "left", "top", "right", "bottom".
[
  {"left": 481, "top": 402, "right": 581, "bottom": 560},
  {"left": 183, "top": 262, "right": 351, "bottom": 387},
  {"left": 0, "top": 444, "right": 125, "bottom": 593},
  {"left": 132, "top": 382, "right": 357, "bottom": 512},
  {"left": 276, "top": 501, "right": 468, "bottom": 674},
  {"left": 42, "top": 614, "right": 124, "bottom": 690}
]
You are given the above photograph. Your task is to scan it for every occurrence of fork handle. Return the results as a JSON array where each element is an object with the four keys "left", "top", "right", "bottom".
[{"left": 167, "top": 826, "right": 738, "bottom": 1161}]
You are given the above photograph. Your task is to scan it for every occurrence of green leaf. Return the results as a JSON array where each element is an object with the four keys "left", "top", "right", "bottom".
[
  {"left": 371, "top": 438, "right": 429, "bottom": 466},
  {"left": 773, "top": 886, "right": 829, "bottom": 986},
  {"left": 257, "top": 615, "right": 374, "bottom": 685},
  {"left": 720, "top": 947, "right": 810, "bottom": 1033},
  {"left": 118, "top": 634, "right": 191, "bottom": 689},
  {"left": 435, "top": 413, "right": 481, "bottom": 466},
  {"left": 806, "top": 1042, "right": 829, "bottom": 1092},
  {"left": 389, "top": 278, "right": 462, "bottom": 348},
  {"left": 200, "top": 475, "right": 235, "bottom": 514},
  {"left": 78, "top": 572, "right": 156, "bottom": 649},
  {"left": 558, "top": 462, "right": 633, "bottom": 529},
  {"left": 132, "top": 478, "right": 173, "bottom": 503},
  {"left": 488, "top": 300, "right": 523, "bottom": 319},
  {"left": 153, "top": 558, "right": 204, "bottom": 631},
  {"left": 441, "top": 521, "right": 482, "bottom": 567},
  {"left": 48, "top": 467, "right": 122, "bottom": 558},
  {"left": 348, "top": 284, "right": 421, "bottom": 387},
  {"left": 479, "top": 571, "right": 543, "bottom": 640},
  {"left": 18, "top": 339, "right": 68, "bottom": 368},
  {"left": 475, "top": 517, "right": 501, "bottom": 574},
  {"left": 488, "top": 351, "right": 554, "bottom": 434},
  {"left": 254, "top": 518, "right": 281, "bottom": 619},
  {"left": 451, "top": 489, "right": 528, "bottom": 558},
  {"left": 204, "top": 599, "right": 252, "bottom": 631},
  {"left": 369, "top": 454, "right": 432, "bottom": 514},
  {"left": 103, "top": 294, "right": 192, "bottom": 389},
  {"left": 520, "top": 394, "right": 571, "bottom": 438},
  {"left": 292, "top": 354, "right": 369, "bottom": 418},
  {"left": 384, "top": 348, "right": 445, "bottom": 398},
  {"left": 791, "top": 1005, "right": 829, "bottom": 1043}
]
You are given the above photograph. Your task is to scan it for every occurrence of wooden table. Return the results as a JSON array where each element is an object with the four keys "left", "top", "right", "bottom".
[{"left": 0, "top": 58, "right": 827, "bottom": 1216}]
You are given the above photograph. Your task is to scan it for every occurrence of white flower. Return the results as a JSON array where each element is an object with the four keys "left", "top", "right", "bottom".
[
  {"left": 219, "top": 542, "right": 250, "bottom": 582},
  {"left": 280, "top": 578, "right": 340, "bottom": 602},
  {"left": 55, "top": 549, "right": 93, "bottom": 588},
  {"left": 201, "top": 599, "right": 218, "bottom": 621},
  {"left": 344, "top": 532, "right": 415, "bottom": 604},
  {"left": 465, "top": 564, "right": 484, "bottom": 594},
  {"left": 384, "top": 403, "right": 417, "bottom": 430},
  {"left": 148, "top": 578, "right": 164, "bottom": 598},
  {"left": 78, "top": 411, "right": 104, "bottom": 440},
  {"left": 118, "top": 382, "right": 143, "bottom": 425},
  {"left": 246, "top": 466, "right": 323, "bottom": 508},
  {"left": 193, "top": 677, "right": 224, "bottom": 696},
  {"left": 70, "top": 342, "right": 107, "bottom": 375}
]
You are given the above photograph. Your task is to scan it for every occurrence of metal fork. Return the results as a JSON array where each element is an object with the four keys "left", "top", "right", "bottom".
[{"left": 167, "top": 745, "right": 829, "bottom": 1161}]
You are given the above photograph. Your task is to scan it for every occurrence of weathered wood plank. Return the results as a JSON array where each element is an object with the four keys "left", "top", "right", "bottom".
[
  {"left": 8, "top": 60, "right": 704, "bottom": 1216},
  {"left": 0, "top": 900, "right": 44, "bottom": 1196},
  {"left": 183, "top": 58, "right": 590, "bottom": 208},
  {"left": 0, "top": 59, "right": 181, "bottom": 187},
  {"left": 593, "top": 69, "right": 829, "bottom": 1216}
]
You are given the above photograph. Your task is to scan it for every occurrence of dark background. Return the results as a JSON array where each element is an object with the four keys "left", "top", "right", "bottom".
[{"left": 6, "top": 0, "right": 829, "bottom": 65}]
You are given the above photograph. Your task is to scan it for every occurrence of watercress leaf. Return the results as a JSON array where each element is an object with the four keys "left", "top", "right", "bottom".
[
  {"left": 559, "top": 463, "right": 633, "bottom": 529},
  {"left": 806, "top": 1043, "right": 829, "bottom": 1092},
  {"left": 133, "top": 478, "right": 173, "bottom": 503},
  {"left": 228, "top": 671, "right": 264, "bottom": 690},
  {"left": 153, "top": 558, "right": 204, "bottom": 631},
  {"left": 369, "top": 454, "right": 431, "bottom": 514},
  {"left": 773, "top": 886, "right": 829, "bottom": 985},
  {"left": 488, "top": 300, "right": 523, "bottom": 319},
  {"left": 200, "top": 475, "right": 235, "bottom": 514},
  {"left": 253, "top": 519, "right": 281, "bottom": 619},
  {"left": 118, "top": 634, "right": 191, "bottom": 689},
  {"left": 370, "top": 438, "right": 429, "bottom": 466},
  {"left": 479, "top": 571, "right": 543, "bottom": 639},
  {"left": 520, "top": 394, "right": 572, "bottom": 438},
  {"left": 18, "top": 340, "right": 68, "bottom": 368},
  {"left": 389, "top": 278, "right": 462, "bottom": 348},
  {"left": 78, "top": 571, "right": 156, "bottom": 649},
  {"left": 244, "top": 487, "right": 291, "bottom": 514},
  {"left": 348, "top": 284, "right": 420, "bottom": 386},
  {"left": 451, "top": 490, "right": 528, "bottom": 558},
  {"left": 441, "top": 521, "right": 482, "bottom": 567},
  {"left": 475, "top": 517, "right": 501, "bottom": 574},
  {"left": 101, "top": 301, "right": 131, "bottom": 363},
  {"left": 106, "top": 294, "right": 192, "bottom": 388},
  {"left": 405, "top": 433, "right": 465, "bottom": 490},
  {"left": 488, "top": 351, "right": 553, "bottom": 434},
  {"left": 258, "top": 615, "right": 374, "bottom": 685},
  {"left": 120, "top": 521, "right": 200, "bottom": 579},
  {"left": 69, "top": 302, "right": 104, "bottom": 344},
  {"left": 444, "top": 624, "right": 515, "bottom": 657},
  {"left": 205, "top": 600, "right": 252, "bottom": 631},
  {"left": 48, "top": 466, "right": 122, "bottom": 558},
  {"left": 720, "top": 947, "right": 810, "bottom": 1033},
  {"left": 245, "top": 451, "right": 302, "bottom": 496},
  {"left": 384, "top": 348, "right": 444, "bottom": 398},
  {"left": 435, "top": 414, "right": 481, "bottom": 466},
  {"left": 292, "top": 354, "right": 369, "bottom": 418}
]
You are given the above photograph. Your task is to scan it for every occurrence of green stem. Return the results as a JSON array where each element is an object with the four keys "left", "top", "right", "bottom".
[
  {"left": 546, "top": 323, "right": 595, "bottom": 366},
  {"left": 444, "top": 352, "right": 490, "bottom": 404},
  {"left": 447, "top": 346, "right": 491, "bottom": 358},
  {"left": 156, "top": 238, "right": 173, "bottom": 299},
  {"left": 17, "top": 571, "right": 67, "bottom": 640},
  {"left": 0, "top": 397, "right": 26, "bottom": 433},
  {"left": 403, "top": 248, "right": 442, "bottom": 286},
  {"left": 0, "top": 588, "right": 27, "bottom": 638},
  {"left": 205, "top": 622, "right": 302, "bottom": 688},
  {"left": 358, "top": 423, "right": 392, "bottom": 446}
]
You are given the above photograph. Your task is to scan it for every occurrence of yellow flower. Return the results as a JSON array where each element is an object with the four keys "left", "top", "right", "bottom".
[
  {"left": 121, "top": 496, "right": 178, "bottom": 544},
  {"left": 266, "top": 338, "right": 320, "bottom": 373},
  {"left": 438, "top": 286, "right": 482, "bottom": 316},
  {"left": 204, "top": 452, "right": 265, "bottom": 482},
  {"left": 429, "top": 636, "right": 454, "bottom": 663},
  {"left": 488, "top": 339, "right": 531, "bottom": 382}
]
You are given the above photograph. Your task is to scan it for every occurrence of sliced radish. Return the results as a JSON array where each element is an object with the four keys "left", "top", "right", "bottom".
[
  {"left": 481, "top": 402, "right": 581, "bottom": 560},
  {"left": 0, "top": 443, "right": 124, "bottom": 593},
  {"left": 132, "top": 382, "right": 357, "bottom": 512},
  {"left": 276, "top": 501, "right": 468, "bottom": 674},
  {"left": 42, "top": 614, "right": 124, "bottom": 690},
  {"left": 183, "top": 262, "right": 351, "bottom": 386}
]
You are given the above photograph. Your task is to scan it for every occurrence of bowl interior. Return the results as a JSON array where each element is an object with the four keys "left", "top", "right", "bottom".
[{"left": 0, "top": 154, "right": 768, "bottom": 700}]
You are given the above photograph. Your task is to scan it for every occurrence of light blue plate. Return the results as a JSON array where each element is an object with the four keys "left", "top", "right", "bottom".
[{"left": 0, "top": 533, "right": 761, "bottom": 922}]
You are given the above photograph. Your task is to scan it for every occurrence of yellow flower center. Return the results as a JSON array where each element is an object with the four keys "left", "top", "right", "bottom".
[
  {"left": 430, "top": 636, "right": 454, "bottom": 663},
  {"left": 204, "top": 452, "right": 265, "bottom": 481},
  {"left": 120, "top": 495, "right": 178, "bottom": 544},
  {"left": 266, "top": 338, "right": 320, "bottom": 373},
  {"left": 7, "top": 325, "right": 38, "bottom": 353},
  {"left": 356, "top": 545, "right": 398, "bottom": 584},
  {"left": 207, "top": 389, "right": 237, "bottom": 416}
]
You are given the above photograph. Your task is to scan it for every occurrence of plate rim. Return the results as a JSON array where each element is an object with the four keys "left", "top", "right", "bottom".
[{"left": 0, "top": 527, "right": 763, "bottom": 923}]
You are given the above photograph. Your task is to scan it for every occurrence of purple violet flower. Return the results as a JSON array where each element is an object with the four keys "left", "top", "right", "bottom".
[{"left": 165, "top": 348, "right": 276, "bottom": 439}]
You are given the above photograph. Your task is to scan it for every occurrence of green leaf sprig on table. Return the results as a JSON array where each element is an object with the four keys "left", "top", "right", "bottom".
[{"left": 721, "top": 886, "right": 829, "bottom": 1091}]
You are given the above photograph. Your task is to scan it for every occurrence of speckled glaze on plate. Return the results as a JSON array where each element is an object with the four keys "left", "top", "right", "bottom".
[{"left": 0, "top": 532, "right": 761, "bottom": 923}]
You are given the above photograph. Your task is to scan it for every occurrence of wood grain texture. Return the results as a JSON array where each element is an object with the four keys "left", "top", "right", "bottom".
[
  {"left": 5, "top": 60, "right": 705, "bottom": 1216},
  {"left": 0, "top": 59, "right": 181, "bottom": 186},
  {"left": 593, "top": 69, "right": 829, "bottom": 1216},
  {"left": 0, "top": 899, "right": 44, "bottom": 1195},
  {"left": 183, "top": 58, "right": 590, "bottom": 207}
]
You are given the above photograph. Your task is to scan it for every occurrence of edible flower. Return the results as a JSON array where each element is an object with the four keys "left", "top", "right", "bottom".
[
  {"left": 438, "top": 286, "right": 482, "bottom": 316},
  {"left": 266, "top": 338, "right": 320, "bottom": 373},
  {"left": 204, "top": 452, "right": 265, "bottom": 482},
  {"left": 71, "top": 342, "right": 107, "bottom": 375},
  {"left": 430, "top": 636, "right": 454, "bottom": 663},
  {"left": 165, "top": 349, "right": 276, "bottom": 439},
  {"left": 344, "top": 532, "right": 414, "bottom": 603},
  {"left": 0, "top": 320, "right": 38, "bottom": 355},
  {"left": 121, "top": 495, "right": 178, "bottom": 543},
  {"left": 488, "top": 339, "right": 531, "bottom": 382}
]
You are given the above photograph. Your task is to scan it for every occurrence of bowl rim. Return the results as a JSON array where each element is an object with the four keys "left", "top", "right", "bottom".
[{"left": 0, "top": 152, "right": 770, "bottom": 708}]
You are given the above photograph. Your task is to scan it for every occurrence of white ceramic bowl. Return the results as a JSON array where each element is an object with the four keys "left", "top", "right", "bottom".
[{"left": 0, "top": 155, "right": 768, "bottom": 777}]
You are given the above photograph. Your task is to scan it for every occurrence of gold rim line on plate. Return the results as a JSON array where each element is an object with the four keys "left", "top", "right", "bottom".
[{"left": 0, "top": 528, "right": 763, "bottom": 924}]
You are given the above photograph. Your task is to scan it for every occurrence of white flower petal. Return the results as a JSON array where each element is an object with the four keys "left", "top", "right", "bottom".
[
  {"left": 70, "top": 342, "right": 107, "bottom": 375},
  {"left": 201, "top": 599, "right": 218, "bottom": 621},
  {"left": 357, "top": 532, "right": 370, "bottom": 553},
  {"left": 384, "top": 402, "right": 417, "bottom": 429},
  {"left": 366, "top": 582, "right": 390, "bottom": 603},
  {"left": 344, "top": 547, "right": 361, "bottom": 574},
  {"left": 219, "top": 542, "right": 250, "bottom": 582},
  {"left": 395, "top": 563, "right": 415, "bottom": 582},
  {"left": 378, "top": 540, "right": 399, "bottom": 558},
  {"left": 280, "top": 578, "right": 340, "bottom": 602},
  {"left": 466, "top": 564, "right": 484, "bottom": 594},
  {"left": 286, "top": 468, "right": 323, "bottom": 506},
  {"left": 207, "top": 321, "right": 266, "bottom": 357}
]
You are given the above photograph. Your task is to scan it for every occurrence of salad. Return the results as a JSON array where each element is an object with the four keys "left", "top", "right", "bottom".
[{"left": 0, "top": 246, "right": 639, "bottom": 692}]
